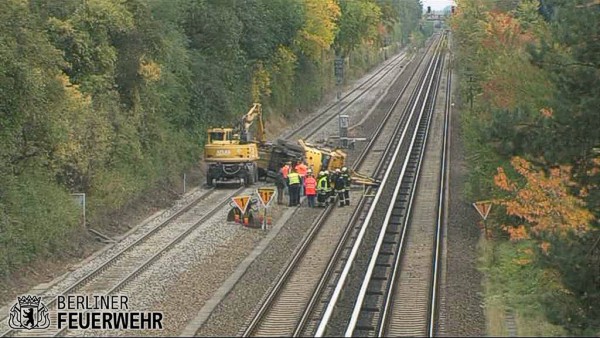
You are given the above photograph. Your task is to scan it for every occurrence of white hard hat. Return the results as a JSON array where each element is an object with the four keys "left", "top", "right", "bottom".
[
  {"left": 335, "top": 168, "right": 340, "bottom": 173},
  {"left": 342, "top": 167, "right": 348, "bottom": 172}
]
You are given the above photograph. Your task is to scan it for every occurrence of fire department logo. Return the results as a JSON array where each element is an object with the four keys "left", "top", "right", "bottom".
[{"left": 8, "top": 295, "right": 50, "bottom": 330}]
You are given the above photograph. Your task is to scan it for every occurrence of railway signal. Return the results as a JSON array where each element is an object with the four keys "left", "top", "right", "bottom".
[
  {"left": 256, "top": 187, "right": 276, "bottom": 230},
  {"left": 472, "top": 201, "right": 492, "bottom": 220},
  {"left": 473, "top": 200, "right": 493, "bottom": 239},
  {"left": 334, "top": 57, "right": 344, "bottom": 86},
  {"left": 232, "top": 195, "right": 251, "bottom": 214},
  {"left": 257, "top": 187, "right": 275, "bottom": 207}
]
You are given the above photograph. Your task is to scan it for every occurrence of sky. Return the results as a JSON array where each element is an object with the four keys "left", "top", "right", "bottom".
[{"left": 421, "top": 0, "right": 455, "bottom": 11}]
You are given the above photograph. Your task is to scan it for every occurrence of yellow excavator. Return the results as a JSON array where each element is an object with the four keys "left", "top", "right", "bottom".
[
  {"left": 204, "top": 103, "right": 264, "bottom": 186},
  {"left": 203, "top": 103, "right": 379, "bottom": 187}
]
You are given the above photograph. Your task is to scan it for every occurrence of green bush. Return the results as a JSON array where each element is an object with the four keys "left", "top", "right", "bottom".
[{"left": 0, "top": 171, "right": 80, "bottom": 276}]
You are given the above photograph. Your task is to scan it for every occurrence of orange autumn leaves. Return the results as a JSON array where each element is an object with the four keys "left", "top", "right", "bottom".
[
  {"left": 457, "top": 4, "right": 553, "bottom": 110},
  {"left": 494, "top": 157, "right": 594, "bottom": 245}
]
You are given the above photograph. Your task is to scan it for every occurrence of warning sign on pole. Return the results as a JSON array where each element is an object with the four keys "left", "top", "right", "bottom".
[
  {"left": 473, "top": 201, "right": 492, "bottom": 220},
  {"left": 257, "top": 187, "right": 276, "bottom": 207},
  {"left": 232, "top": 195, "right": 251, "bottom": 214}
]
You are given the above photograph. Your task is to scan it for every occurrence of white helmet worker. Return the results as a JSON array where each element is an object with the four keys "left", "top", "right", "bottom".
[{"left": 342, "top": 167, "right": 348, "bottom": 172}]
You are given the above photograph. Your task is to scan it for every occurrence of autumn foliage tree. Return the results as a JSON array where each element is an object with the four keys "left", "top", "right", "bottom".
[
  {"left": 494, "top": 157, "right": 594, "bottom": 245},
  {"left": 295, "top": 0, "right": 341, "bottom": 61}
]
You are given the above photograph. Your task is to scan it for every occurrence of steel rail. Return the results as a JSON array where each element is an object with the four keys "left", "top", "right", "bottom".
[
  {"left": 344, "top": 39, "right": 444, "bottom": 338},
  {"left": 375, "top": 45, "right": 445, "bottom": 337},
  {"left": 375, "top": 39, "right": 450, "bottom": 338},
  {"left": 314, "top": 36, "right": 445, "bottom": 338},
  {"left": 427, "top": 55, "right": 452, "bottom": 337},
  {"left": 285, "top": 52, "right": 409, "bottom": 140},
  {"left": 0, "top": 187, "right": 220, "bottom": 337}
]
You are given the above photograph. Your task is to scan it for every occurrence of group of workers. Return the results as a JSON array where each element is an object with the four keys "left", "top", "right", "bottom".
[{"left": 275, "top": 160, "right": 351, "bottom": 208}]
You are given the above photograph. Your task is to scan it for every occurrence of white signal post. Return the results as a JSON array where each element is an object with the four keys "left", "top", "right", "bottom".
[
  {"left": 257, "top": 187, "right": 276, "bottom": 230},
  {"left": 473, "top": 200, "right": 493, "bottom": 236}
]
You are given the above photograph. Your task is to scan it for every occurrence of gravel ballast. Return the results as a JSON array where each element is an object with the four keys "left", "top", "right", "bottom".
[{"left": 438, "top": 65, "right": 486, "bottom": 335}]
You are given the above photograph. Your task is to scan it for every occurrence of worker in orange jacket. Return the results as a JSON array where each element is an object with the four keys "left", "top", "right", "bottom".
[
  {"left": 295, "top": 160, "right": 308, "bottom": 197},
  {"left": 281, "top": 161, "right": 291, "bottom": 179},
  {"left": 304, "top": 169, "right": 317, "bottom": 207},
  {"left": 280, "top": 161, "right": 291, "bottom": 199}
]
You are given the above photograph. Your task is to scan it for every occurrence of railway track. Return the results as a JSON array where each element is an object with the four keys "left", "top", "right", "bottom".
[
  {"left": 239, "top": 34, "right": 445, "bottom": 337},
  {"left": 315, "top": 35, "right": 449, "bottom": 337},
  {"left": 284, "top": 51, "right": 409, "bottom": 141},
  {"left": 1, "top": 187, "right": 244, "bottom": 337},
  {"left": 383, "top": 46, "right": 452, "bottom": 338}
]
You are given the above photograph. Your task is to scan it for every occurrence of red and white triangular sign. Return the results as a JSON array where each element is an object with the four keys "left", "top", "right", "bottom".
[
  {"left": 232, "top": 196, "right": 251, "bottom": 214},
  {"left": 473, "top": 201, "right": 492, "bottom": 220},
  {"left": 257, "top": 187, "right": 276, "bottom": 207}
]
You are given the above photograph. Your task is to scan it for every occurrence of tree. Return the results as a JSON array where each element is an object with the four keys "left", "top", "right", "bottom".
[
  {"left": 295, "top": 0, "right": 341, "bottom": 60},
  {"left": 334, "top": 0, "right": 382, "bottom": 57},
  {"left": 494, "top": 157, "right": 593, "bottom": 241}
]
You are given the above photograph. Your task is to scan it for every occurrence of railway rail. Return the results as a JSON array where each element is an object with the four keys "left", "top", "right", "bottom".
[
  {"left": 383, "top": 47, "right": 452, "bottom": 338},
  {"left": 284, "top": 51, "right": 409, "bottom": 141},
  {"left": 239, "top": 34, "right": 446, "bottom": 337},
  {"left": 344, "top": 40, "right": 448, "bottom": 338}
]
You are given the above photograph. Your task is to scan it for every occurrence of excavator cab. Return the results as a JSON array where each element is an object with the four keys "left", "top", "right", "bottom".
[{"left": 207, "top": 128, "right": 237, "bottom": 145}]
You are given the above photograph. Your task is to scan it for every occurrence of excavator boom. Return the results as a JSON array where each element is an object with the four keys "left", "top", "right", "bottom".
[{"left": 239, "top": 103, "right": 266, "bottom": 144}]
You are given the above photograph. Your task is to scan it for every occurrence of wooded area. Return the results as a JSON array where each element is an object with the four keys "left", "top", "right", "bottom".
[
  {"left": 0, "top": 0, "right": 423, "bottom": 279},
  {"left": 451, "top": 0, "right": 599, "bottom": 334}
]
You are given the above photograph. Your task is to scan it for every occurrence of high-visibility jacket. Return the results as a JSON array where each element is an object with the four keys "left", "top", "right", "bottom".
[
  {"left": 295, "top": 163, "right": 308, "bottom": 177},
  {"left": 304, "top": 176, "right": 317, "bottom": 195},
  {"left": 281, "top": 165, "right": 290, "bottom": 179},
  {"left": 317, "top": 176, "right": 330, "bottom": 193},
  {"left": 288, "top": 172, "right": 301, "bottom": 185}
]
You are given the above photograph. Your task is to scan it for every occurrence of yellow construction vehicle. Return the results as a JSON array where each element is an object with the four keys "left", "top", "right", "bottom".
[
  {"left": 299, "top": 139, "right": 379, "bottom": 187},
  {"left": 298, "top": 139, "right": 346, "bottom": 174},
  {"left": 255, "top": 138, "right": 347, "bottom": 180},
  {"left": 204, "top": 103, "right": 264, "bottom": 186},
  {"left": 257, "top": 138, "right": 378, "bottom": 186}
]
